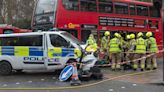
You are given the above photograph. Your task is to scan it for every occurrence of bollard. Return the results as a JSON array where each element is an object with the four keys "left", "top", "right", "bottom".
[{"left": 70, "top": 62, "right": 81, "bottom": 86}]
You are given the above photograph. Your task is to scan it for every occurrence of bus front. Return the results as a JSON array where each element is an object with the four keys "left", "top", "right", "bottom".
[{"left": 32, "top": 0, "right": 57, "bottom": 31}]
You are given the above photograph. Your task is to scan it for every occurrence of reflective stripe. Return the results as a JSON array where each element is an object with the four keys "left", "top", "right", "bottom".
[
  {"left": 0, "top": 46, "right": 43, "bottom": 56},
  {"left": 48, "top": 47, "right": 80, "bottom": 58},
  {"left": 62, "top": 48, "right": 74, "bottom": 57},
  {"left": 29, "top": 47, "right": 43, "bottom": 56},
  {"left": 109, "top": 38, "right": 121, "bottom": 52},
  {"left": 15, "top": 46, "right": 29, "bottom": 56},
  {"left": 135, "top": 38, "right": 146, "bottom": 53},
  {"left": 48, "top": 48, "right": 62, "bottom": 58},
  {"left": 149, "top": 37, "right": 158, "bottom": 52},
  {"left": 74, "top": 49, "right": 81, "bottom": 57},
  {"left": 2, "top": 46, "right": 14, "bottom": 55}
]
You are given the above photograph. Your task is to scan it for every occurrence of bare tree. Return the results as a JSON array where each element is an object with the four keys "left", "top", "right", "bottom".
[{"left": 0, "top": 0, "right": 36, "bottom": 28}]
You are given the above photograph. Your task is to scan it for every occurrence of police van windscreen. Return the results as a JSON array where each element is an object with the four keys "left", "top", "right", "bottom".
[{"left": 61, "top": 32, "right": 81, "bottom": 45}]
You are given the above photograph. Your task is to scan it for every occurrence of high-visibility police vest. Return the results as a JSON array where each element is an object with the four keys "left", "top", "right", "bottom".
[
  {"left": 147, "top": 37, "right": 158, "bottom": 53},
  {"left": 87, "top": 39, "right": 94, "bottom": 45},
  {"left": 86, "top": 43, "right": 98, "bottom": 52},
  {"left": 135, "top": 37, "right": 146, "bottom": 53},
  {"left": 109, "top": 38, "right": 121, "bottom": 53}
]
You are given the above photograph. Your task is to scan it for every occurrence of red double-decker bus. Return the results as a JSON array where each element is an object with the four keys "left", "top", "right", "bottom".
[
  {"left": 0, "top": 24, "right": 32, "bottom": 34},
  {"left": 32, "top": 0, "right": 162, "bottom": 48}
]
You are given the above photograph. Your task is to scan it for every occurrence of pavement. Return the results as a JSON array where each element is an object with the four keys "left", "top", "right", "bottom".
[{"left": 0, "top": 58, "right": 163, "bottom": 92}]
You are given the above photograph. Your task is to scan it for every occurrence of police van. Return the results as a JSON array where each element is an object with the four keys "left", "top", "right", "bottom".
[{"left": 0, "top": 31, "right": 82, "bottom": 75}]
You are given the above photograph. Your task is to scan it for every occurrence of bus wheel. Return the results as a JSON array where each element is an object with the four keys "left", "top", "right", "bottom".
[{"left": 0, "top": 61, "right": 12, "bottom": 75}]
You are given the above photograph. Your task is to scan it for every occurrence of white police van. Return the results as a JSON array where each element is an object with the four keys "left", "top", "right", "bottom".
[{"left": 0, "top": 31, "right": 82, "bottom": 75}]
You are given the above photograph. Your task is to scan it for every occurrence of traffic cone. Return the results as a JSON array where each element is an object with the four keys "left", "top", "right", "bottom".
[{"left": 70, "top": 62, "right": 81, "bottom": 86}]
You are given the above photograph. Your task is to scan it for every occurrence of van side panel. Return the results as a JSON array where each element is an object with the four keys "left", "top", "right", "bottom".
[{"left": 0, "top": 46, "right": 45, "bottom": 70}]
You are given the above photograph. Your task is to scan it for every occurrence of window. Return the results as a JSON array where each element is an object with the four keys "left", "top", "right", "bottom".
[
  {"left": 0, "top": 35, "right": 43, "bottom": 46},
  {"left": 63, "top": 0, "right": 79, "bottom": 10},
  {"left": 130, "top": 4, "right": 135, "bottom": 15},
  {"left": 50, "top": 34, "right": 69, "bottom": 47},
  {"left": 0, "top": 37, "right": 17, "bottom": 46},
  {"left": 36, "top": 0, "right": 56, "bottom": 15},
  {"left": 150, "top": 6, "right": 160, "bottom": 18},
  {"left": 115, "top": 3, "right": 128, "bottom": 14},
  {"left": 34, "top": 0, "right": 57, "bottom": 26},
  {"left": 137, "top": 5, "right": 148, "bottom": 16},
  {"left": 99, "top": 1, "right": 113, "bottom": 13},
  {"left": 80, "top": 0, "right": 97, "bottom": 12},
  {"left": 18, "top": 35, "right": 42, "bottom": 46}
]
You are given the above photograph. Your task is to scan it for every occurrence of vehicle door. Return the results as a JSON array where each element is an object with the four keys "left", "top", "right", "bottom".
[{"left": 46, "top": 34, "right": 75, "bottom": 70}]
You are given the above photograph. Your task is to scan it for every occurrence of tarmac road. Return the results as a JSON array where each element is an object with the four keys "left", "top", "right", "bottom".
[{"left": 0, "top": 58, "right": 163, "bottom": 92}]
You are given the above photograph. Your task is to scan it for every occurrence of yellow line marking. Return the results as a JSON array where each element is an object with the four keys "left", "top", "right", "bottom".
[{"left": 0, "top": 70, "right": 155, "bottom": 90}]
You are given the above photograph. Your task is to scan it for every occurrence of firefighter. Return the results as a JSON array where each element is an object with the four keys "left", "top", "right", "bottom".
[
  {"left": 127, "top": 34, "right": 136, "bottom": 69},
  {"left": 128, "top": 34, "right": 136, "bottom": 60},
  {"left": 146, "top": 32, "right": 158, "bottom": 70},
  {"left": 100, "top": 31, "right": 110, "bottom": 63},
  {"left": 109, "top": 33, "right": 122, "bottom": 70},
  {"left": 101, "top": 31, "right": 110, "bottom": 52},
  {"left": 123, "top": 35, "right": 131, "bottom": 70},
  {"left": 117, "top": 33, "right": 126, "bottom": 68},
  {"left": 133, "top": 32, "right": 146, "bottom": 71}
]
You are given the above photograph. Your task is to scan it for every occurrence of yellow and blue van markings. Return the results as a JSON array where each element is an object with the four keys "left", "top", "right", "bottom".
[
  {"left": 0, "top": 46, "right": 43, "bottom": 56},
  {"left": 0, "top": 46, "right": 80, "bottom": 58},
  {"left": 62, "top": 48, "right": 74, "bottom": 57}
]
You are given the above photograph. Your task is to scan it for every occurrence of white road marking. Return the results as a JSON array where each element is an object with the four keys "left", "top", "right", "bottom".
[
  {"left": 16, "top": 82, "right": 20, "bottom": 85},
  {"left": 3, "top": 84, "right": 7, "bottom": 87},
  {"left": 132, "top": 84, "right": 137, "bottom": 86},
  {"left": 28, "top": 81, "right": 32, "bottom": 83},
  {"left": 41, "top": 79, "right": 45, "bottom": 81},
  {"left": 52, "top": 77, "right": 56, "bottom": 79},
  {"left": 121, "top": 86, "right": 125, "bottom": 89},
  {"left": 109, "top": 89, "right": 114, "bottom": 91}
]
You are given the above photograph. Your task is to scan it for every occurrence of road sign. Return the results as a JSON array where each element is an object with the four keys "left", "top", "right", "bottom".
[{"left": 59, "top": 65, "right": 73, "bottom": 81}]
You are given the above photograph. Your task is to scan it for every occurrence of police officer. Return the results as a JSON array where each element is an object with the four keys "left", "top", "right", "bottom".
[
  {"left": 89, "top": 34, "right": 96, "bottom": 44},
  {"left": 86, "top": 36, "right": 94, "bottom": 46},
  {"left": 146, "top": 32, "right": 158, "bottom": 70},
  {"left": 133, "top": 32, "right": 146, "bottom": 71},
  {"left": 86, "top": 36, "right": 98, "bottom": 52},
  {"left": 109, "top": 33, "right": 122, "bottom": 70}
]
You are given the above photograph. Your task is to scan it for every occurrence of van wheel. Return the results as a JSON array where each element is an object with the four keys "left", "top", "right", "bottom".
[
  {"left": 90, "top": 67, "right": 103, "bottom": 80},
  {"left": 0, "top": 61, "right": 12, "bottom": 75},
  {"left": 16, "top": 70, "right": 23, "bottom": 73}
]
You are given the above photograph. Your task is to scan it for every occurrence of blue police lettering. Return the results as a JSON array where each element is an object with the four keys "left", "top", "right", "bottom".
[{"left": 24, "top": 57, "right": 44, "bottom": 61}]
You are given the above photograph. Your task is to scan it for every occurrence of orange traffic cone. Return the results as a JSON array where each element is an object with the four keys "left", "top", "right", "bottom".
[{"left": 70, "top": 62, "right": 81, "bottom": 86}]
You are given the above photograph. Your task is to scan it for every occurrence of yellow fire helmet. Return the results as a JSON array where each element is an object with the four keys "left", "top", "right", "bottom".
[
  {"left": 137, "top": 32, "right": 143, "bottom": 38},
  {"left": 114, "top": 33, "right": 119, "bottom": 38},
  {"left": 130, "top": 34, "right": 135, "bottom": 39},
  {"left": 146, "top": 32, "right": 152, "bottom": 37},
  {"left": 126, "top": 35, "right": 131, "bottom": 39},
  {"left": 104, "top": 31, "right": 110, "bottom": 36}
]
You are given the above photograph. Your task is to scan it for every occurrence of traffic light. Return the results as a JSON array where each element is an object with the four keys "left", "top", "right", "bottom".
[{"left": 153, "top": 0, "right": 162, "bottom": 9}]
